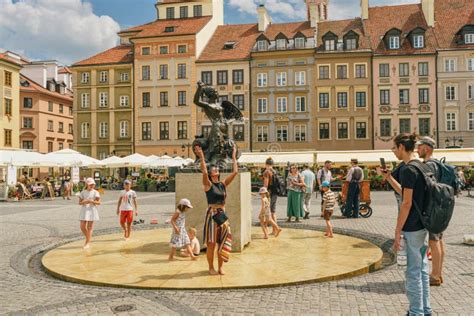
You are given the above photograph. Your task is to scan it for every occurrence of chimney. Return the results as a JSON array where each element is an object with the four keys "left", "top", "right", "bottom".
[
  {"left": 361, "top": 0, "right": 369, "bottom": 20},
  {"left": 421, "top": 0, "right": 435, "bottom": 27},
  {"left": 257, "top": 5, "right": 272, "bottom": 32},
  {"left": 307, "top": 2, "right": 318, "bottom": 27}
]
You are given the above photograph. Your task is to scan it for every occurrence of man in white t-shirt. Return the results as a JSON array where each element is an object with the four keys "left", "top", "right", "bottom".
[
  {"left": 116, "top": 180, "right": 138, "bottom": 240},
  {"left": 317, "top": 160, "right": 336, "bottom": 217},
  {"left": 301, "top": 164, "right": 315, "bottom": 219}
]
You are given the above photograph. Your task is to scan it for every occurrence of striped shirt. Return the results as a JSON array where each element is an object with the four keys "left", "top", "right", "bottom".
[{"left": 322, "top": 190, "right": 336, "bottom": 211}]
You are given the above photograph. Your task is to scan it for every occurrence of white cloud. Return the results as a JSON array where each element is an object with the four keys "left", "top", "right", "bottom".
[
  {"left": 227, "top": 0, "right": 306, "bottom": 21},
  {"left": 0, "top": 0, "right": 121, "bottom": 65}
]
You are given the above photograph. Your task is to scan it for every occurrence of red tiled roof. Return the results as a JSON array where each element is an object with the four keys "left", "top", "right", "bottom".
[
  {"left": 363, "top": 4, "right": 437, "bottom": 55},
  {"left": 20, "top": 75, "right": 73, "bottom": 102},
  {"left": 58, "top": 66, "right": 72, "bottom": 74},
  {"left": 119, "top": 16, "right": 212, "bottom": 39},
  {"left": 316, "top": 18, "right": 371, "bottom": 50},
  {"left": 261, "top": 21, "right": 314, "bottom": 40},
  {"left": 0, "top": 52, "right": 23, "bottom": 67},
  {"left": 197, "top": 24, "right": 260, "bottom": 62},
  {"left": 72, "top": 45, "right": 133, "bottom": 67},
  {"left": 434, "top": 0, "right": 474, "bottom": 49}
]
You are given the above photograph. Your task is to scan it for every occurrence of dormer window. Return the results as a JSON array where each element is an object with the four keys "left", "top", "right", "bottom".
[
  {"left": 257, "top": 40, "right": 268, "bottom": 51},
  {"left": 164, "top": 26, "right": 175, "bottom": 33},
  {"left": 345, "top": 38, "right": 357, "bottom": 50},
  {"left": 413, "top": 35, "right": 424, "bottom": 48},
  {"left": 295, "top": 37, "right": 305, "bottom": 49},
  {"left": 343, "top": 31, "right": 359, "bottom": 50},
  {"left": 325, "top": 39, "right": 335, "bottom": 51},
  {"left": 223, "top": 41, "right": 236, "bottom": 50},
  {"left": 276, "top": 39, "right": 286, "bottom": 49},
  {"left": 466, "top": 33, "right": 474, "bottom": 44},
  {"left": 389, "top": 36, "right": 400, "bottom": 49}
]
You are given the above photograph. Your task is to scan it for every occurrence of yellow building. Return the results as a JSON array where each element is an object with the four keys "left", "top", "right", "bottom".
[
  {"left": 0, "top": 52, "right": 22, "bottom": 149},
  {"left": 72, "top": 45, "right": 134, "bottom": 158}
]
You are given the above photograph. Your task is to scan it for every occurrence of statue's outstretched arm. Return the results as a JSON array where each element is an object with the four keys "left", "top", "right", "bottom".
[{"left": 194, "top": 82, "right": 209, "bottom": 109}]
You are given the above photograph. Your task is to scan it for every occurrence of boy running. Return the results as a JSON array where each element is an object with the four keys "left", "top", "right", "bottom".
[{"left": 116, "top": 180, "right": 138, "bottom": 240}]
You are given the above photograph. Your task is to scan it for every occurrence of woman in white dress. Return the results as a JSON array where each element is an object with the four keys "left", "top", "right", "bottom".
[{"left": 78, "top": 178, "right": 101, "bottom": 249}]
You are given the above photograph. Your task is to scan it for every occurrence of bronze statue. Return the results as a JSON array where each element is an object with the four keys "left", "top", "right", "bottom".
[{"left": 193, "top": 81, "right": 243, "bottom": 167}]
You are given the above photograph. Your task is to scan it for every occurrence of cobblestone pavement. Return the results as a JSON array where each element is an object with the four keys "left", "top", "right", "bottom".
[{"left": 0, "top": 190, "right": 473, "bottom": 315}]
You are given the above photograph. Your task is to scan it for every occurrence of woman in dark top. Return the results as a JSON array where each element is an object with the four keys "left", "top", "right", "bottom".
[
  {"left": 63, "top": 170, "right": 72, "bottom": 200},
  {"left": 195, "top": 145, "right": 238, "bottom": 275}
]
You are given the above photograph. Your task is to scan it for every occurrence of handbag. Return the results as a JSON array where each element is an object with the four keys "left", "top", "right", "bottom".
[{"left": 212, "top": 210, "right": 228, "bottom": 226}]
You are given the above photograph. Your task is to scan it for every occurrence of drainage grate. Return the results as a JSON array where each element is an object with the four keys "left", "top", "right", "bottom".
[{"left": 112, "top": 304, "right": 136, "bottom": 313}]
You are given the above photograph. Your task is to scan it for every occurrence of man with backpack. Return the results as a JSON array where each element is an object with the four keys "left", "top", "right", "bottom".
[{"left": 344, "top": 159, "right": 364, "bottom": 218}]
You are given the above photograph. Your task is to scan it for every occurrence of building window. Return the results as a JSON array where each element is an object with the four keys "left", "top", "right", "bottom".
[
  {"left": 346, "top": 38, "right": 357, "bottom": 50},
  {"left": 356, "top": 92, "right": 366, "bottom": 107},
  {"left": 58, "top": 122, "right": 64, "bottom": 133},
  {"left": 201, "top": 71, "right": 212, "bottom": 85},
  {"left": 399, "top": 89, "right": 409, "bottom": 104},
  {"left": 337, "top": 92, "right": 348, "bottom": 108},
  {"left": 99, "top": 71, "right": 108, "bottom": 83},
  {"left": 142, "top": 92, "right": 150, "bottom": 107},
  {"left": 22, "top": 140, "right": 33, "bottom": 149},
  {"left": 193, "top": 5, "right": 202, "bottom": 17},
  {"left": 276, "top": 126, "right": 288, "bottom": 142},
  {"left": 295, "top": 71, "right": 305, "bottom": 85},
  {"left": 160, "top": 92, "right": 168, "bottom": 106},
  {"left": 177, "top": 121, "right": 187, "bottom": 139},
  {"left": 257, "top": 40, "right": 268, "bottom": 51},
  {"left": 48, "top": 101, "right": 53, "bottom": 112},
  {"left": 120, "top": 72, "right": 129, "bottom": 81},
  {"left": 233, "top": 125, "right": 244, "bottom": 141},
  {"left": 157, "top": 64, "right": 167, "bottom": 80},
  {"left": 218, "top": 96, "right": 228, "bottom": 104},
  {"left": 276, "top": 97, "right": 287, "bottom": 113},
  {"left": 233, "top": 69, "right": 244, "bottom": 84},
  {"left": 336, "top": 65, "right": 347, "bottom": 79},
  {"left": 418, "top": 88, "right": 429, "bottom": 104},
  {"left": 419, "top": 118, "right": 430, "bottom": 136},
  {"left": 295, "top": 37, "right": 305, "bottom": 49},
  {"left": 276, "top": 72, "right": 287, "bottom": 86},
  {"left": 142, "top": 122, "right": 151, "bottom": 140},
  {"left": 81, "top": 93, "right": 89, "bottom": 108},
  {"left": 380, "top": 90, "right": 390, "bottom": 105},
  {"left": 81, "top": 122, "right": 90, "bottom": 139},
  {"left": 23, "top": 117, "right": 33, "bottom": 128},
  {"left": 47, "top": 120, "right": 53, "bottom": 131},
  {"left": 99, "top": 122, "right": 108, "bottom": 138},
  {"left": 119, "top": 95, "right": 129, "bottom": 107},
  {"left": 23, "top": 97, "right": 33, "bottom": 109},
  {"left": 217, "top": 70, "right": 228, "bottom": 85},
  {"left": 276, "top": 38, "right": 287, "bottom": 49},
  {"left": 257, "top": 126, "right": 268, "bottom": 142},
  {"left": 319, "top": 123, "right": 330, "bottom": 139},
  {"left": 319, "top": 66, "right": 329, "bottom": 79},
  {"left": 142, "top": 65, "right": 150, "bottom": 80},
  {"left": 379, "top": 63, "right": 390, "bottom": 77},
  {"left": 444, "top": 58, "right": 456, "bottom": 72},
  {"left": 399, "top": 118, "right": 411, "bottom": 134},
  {"left": 141, "top": 47, "right": 151, "bottom": 55},
  {"left": 233, "top": 94, "right": 244, "bottom": 110},
  {"left": 295, "top": 96, "right": 306, "bottom": 112},
  {"left": 166, "top": 7, "right": 175, "bottom": 19},
  {"left": 389, "top": 36, "right": 399, "bottom": 49},
  {"left": 4, "top": 98, "right": 12, "bottom": 116},
  {"left": 413, "top": 35, "right": 424, "bottom": 48},
  {"left": 159, "top": 46, "right": 168, "bottom": 54},
  {"left": 160, "top": 122, "right": 169, "bottom": 140},
  {"left": 356, "top": 122, "right": 366, "bottom": 139},
  {"left": 3, "top": 129, "right": 12, "bottom": 147},
  {"left": 294, "top": 125, "right": 306, "bottom": 142},
  {"left": 325, "top": 39, "right": 335, "bottom": 51},
  {"left": 380, "top": 119, "right": 391, "bottom": 137},
  {"left": 119, "top": 121, "right": 129, "bottom": 138},
  {"left": 257, "top": 73, "right": 267, "bottom": 87},
  {"left": 445, "top": 85, "right": 456, "bottom": 100},
  {"left": 467, "top": 58, "right": 474, "bottom": 71},
  {"left": 178, "top": 91, "right": 186, "bottom": 106},
  {"left": 202, "top": 126, "right": 211, "bottom": 138},
  {"left": 468, "top": 113, "right": 474, "bottom": 130},
  {"left": 69, "top": 124, "right": 73, "bottom": 134},
  {"left": 418, "top": 62, "right": 429, "bottom": 76},
  {"left": 59, "top": 104, "right": 64, "bottom": 114},
  {"left": 179, "top": 6, "right": 188, "bottom": 18},
  {"left": 319, "top": 93, "right": 329, "bottom": 109},
  {"left": 446, "top": 113, "right": 456, "bottom": 131},
  {"left": 257, "top": 98, "right": 267, "bottom": 113},
  {"left": 468, "top": 84, "right": 474, "bottom": 100},
  {"left": 337, "top": 122, "right": 348, "bottom": 139},
  {"left": 177, "top": 64, "right": 186, "bottom": 79},
  {"left": 48, "top": 142, "right": 53, "bottom": 153},
  {"left": 399, "top": 63, "right": 409, "bottom": 77},
  {"left": 69, "top": 107, "right": 73, "bottom": 116},
  {"left": 81, "top": 72, "right": 89, "bottom": 84},
  {"left": 99, "top": 92, "right": 108, "bottom": 107},
  {"left": 355, "top": 64, "right": 366, "bottom": 78}
]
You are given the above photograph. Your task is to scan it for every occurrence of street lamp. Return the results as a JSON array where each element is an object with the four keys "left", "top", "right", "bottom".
[{"left": 445, "top": 136, "right": 463, "bottom": 148}]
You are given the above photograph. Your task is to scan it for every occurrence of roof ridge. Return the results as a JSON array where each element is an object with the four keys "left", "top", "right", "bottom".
[{"left": 72, "top": 44, "right": 132, "bottom": 66}]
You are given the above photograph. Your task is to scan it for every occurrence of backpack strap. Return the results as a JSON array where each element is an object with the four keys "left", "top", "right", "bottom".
[{"left": 406, "top": 160, "right": 434, "bottom": 219}]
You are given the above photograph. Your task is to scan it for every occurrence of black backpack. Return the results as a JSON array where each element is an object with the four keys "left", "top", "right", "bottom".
[
  {"left": 270, "top": 170, "right": 286, "bottom": 196},
  {"left": 408, "top": 160, "right": 455, "bottom": 234}
]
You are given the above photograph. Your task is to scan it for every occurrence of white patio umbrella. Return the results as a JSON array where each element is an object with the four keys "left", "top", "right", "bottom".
[
  {"left": 119, "top": 153, "right": 149, "bottom": 167},
  {"left": 99, "top": 156, "right": 125, "bottom": 168},
  {"left": 0, "top": 150, "right": 56, "bottom": 167},
  {"left": 44, "top": 148, "right": 101, "bottom": 167}
]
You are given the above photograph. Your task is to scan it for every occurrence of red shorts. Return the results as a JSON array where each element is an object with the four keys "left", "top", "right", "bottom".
[{"left": 120, "top": 211, "right": 134, "bottom": 225}]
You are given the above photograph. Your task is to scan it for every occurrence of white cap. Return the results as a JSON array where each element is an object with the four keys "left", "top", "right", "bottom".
[
  {"left": 179, "top": 198, "right": 193, "bottom": 208},
  {"left": 85, "top": 177, "right": 95, "bottom": 185},
  {"left": 259, "top": 187, "right": 268, "bottom": 194}
]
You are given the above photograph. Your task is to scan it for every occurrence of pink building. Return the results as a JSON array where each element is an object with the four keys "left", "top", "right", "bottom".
[{"left": 363, "top": 3, "right": 438, "bottom": 149}]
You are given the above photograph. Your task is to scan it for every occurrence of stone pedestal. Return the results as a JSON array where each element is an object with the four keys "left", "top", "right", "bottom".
[{"left": 175, "top": 172, "right": 252, "bottom": 252}]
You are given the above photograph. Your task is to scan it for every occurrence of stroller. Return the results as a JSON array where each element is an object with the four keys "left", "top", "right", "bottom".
[{"left": 337, "top": 180, "right": 373, "bottom": 218}]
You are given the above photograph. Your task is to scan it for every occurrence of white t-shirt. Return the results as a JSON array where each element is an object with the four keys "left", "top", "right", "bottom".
[
  {"left": 191, "top": 237, "right": 200, "bottom": 255},
  {"left": 79, "top": 189, "right": 100, "bottom": 213},
  {"left": 119, "top": 189, "right": 137, "bottom": 211}
]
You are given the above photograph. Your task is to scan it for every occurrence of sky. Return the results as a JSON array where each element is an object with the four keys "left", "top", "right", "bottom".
[{"left": 0, "top": 0, "right": 419, "bottom": 65}]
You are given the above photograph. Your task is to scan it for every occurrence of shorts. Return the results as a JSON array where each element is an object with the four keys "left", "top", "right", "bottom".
[
  {"left": 259, "top": 211, "right": 271, "bottom": 222},
  {"left": 270, "top": 193, "right": 278, "bottom": 213},
  {"left": 323, "top": 209, "right": 333, "bottom": 221},
  {"left": 120, "top": 210, "right": 134, "bottom": 225},
  {"left": 429, "top": 232, "right": 443, "bottom": 241}
]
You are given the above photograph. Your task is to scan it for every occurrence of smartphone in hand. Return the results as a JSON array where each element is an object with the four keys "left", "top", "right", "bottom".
[{"left": 380, "top": 158, "right": 386, "bottom": 170}]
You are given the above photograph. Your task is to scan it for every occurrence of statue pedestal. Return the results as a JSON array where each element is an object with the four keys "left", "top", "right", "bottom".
[{"left": 175, "top": 172, "right": 252, "bottom": 252}]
